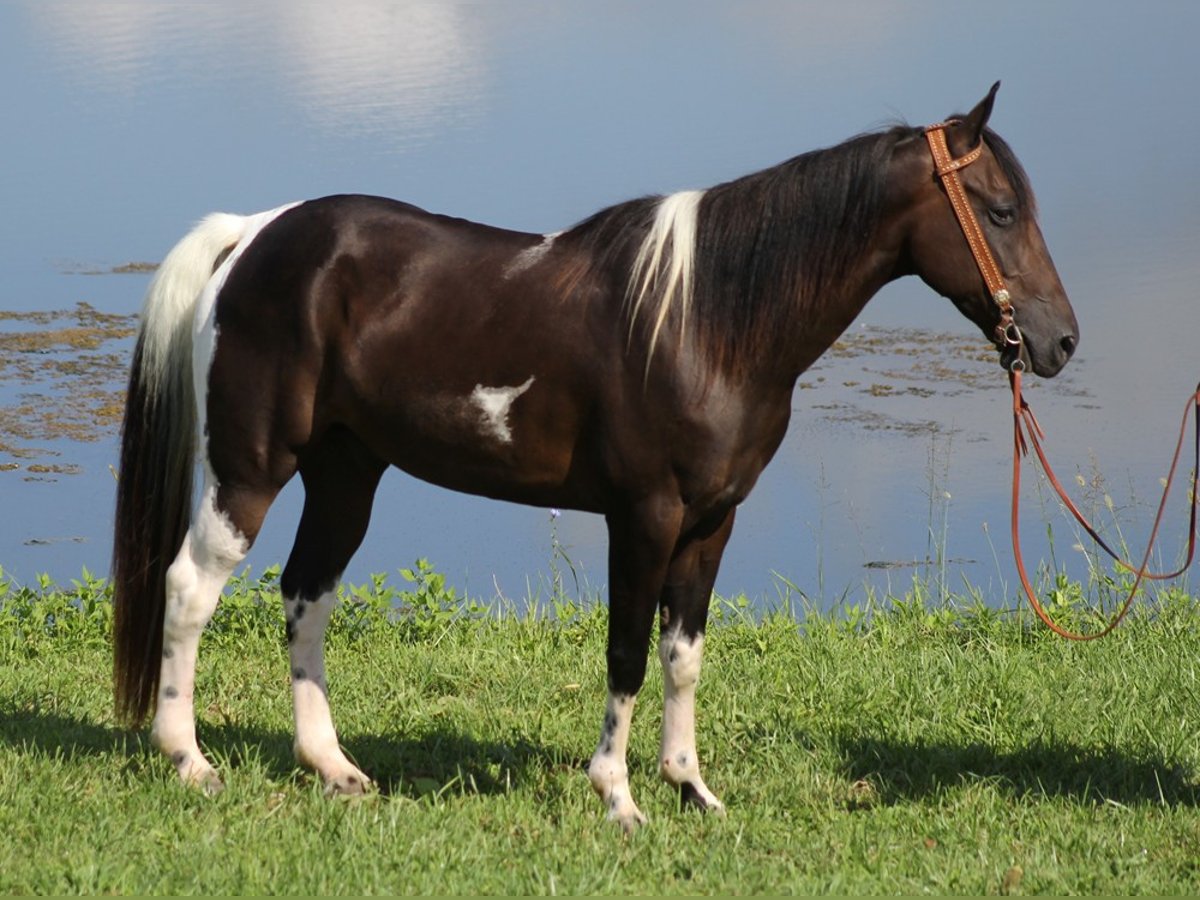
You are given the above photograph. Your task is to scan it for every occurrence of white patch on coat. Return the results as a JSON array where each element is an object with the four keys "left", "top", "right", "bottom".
[
  {"left": 470, "top": 376, "right": 534, "bottom": 444},
  {"left": 504, "top": 232, "right": 559, "bottom": 279},
  {"left": 193, "top": 477, "right": 250, "bottom": 565}
]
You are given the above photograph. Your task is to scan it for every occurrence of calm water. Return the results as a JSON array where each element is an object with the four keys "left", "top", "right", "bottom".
[{"left": 1, "top": 1, "right": 1197, "bottom": 607}]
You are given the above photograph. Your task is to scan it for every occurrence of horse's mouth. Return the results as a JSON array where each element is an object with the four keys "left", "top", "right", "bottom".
[
  {"left": 1001, "top": 341, "right": 1073, "bottom": 378},
  {"left": 999, "top": 343, "right": 1026, "bottom": 373}
]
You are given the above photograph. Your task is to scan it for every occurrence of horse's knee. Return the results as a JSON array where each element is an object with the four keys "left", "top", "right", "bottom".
[
  {"left": 606, "top": 644, "right": 650, "bottom": 696},
  {"left": 162, "top": 544, "right": 212, "bottom": 635},
  {"left": 659, "top": 628, "right": 704, "bottom": 688},
  {"left": 284, "top": 589, "right": 335, "bottom": 649}
]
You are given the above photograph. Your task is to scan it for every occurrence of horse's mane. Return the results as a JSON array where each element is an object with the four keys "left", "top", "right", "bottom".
[{"left": 565, "top": 124, "right": 1033, "bottom": 375}]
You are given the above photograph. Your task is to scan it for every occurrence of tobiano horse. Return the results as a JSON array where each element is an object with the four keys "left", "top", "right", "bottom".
[{"left": 113, "top": 84, "right": 1078, "bottom": 829}]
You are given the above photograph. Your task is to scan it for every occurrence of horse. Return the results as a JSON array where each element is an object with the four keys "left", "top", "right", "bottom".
[{"left": 112, "top": 83, "right": 1078, "bottom": 830}]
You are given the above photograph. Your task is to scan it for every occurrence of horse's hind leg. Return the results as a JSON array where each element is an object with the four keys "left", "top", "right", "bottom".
[
  {"left": 280, "top": 428, "right": 386, "bottom": 795},
  {"left": 151, "top": 477, "right": 274, "bottom": 793},
  {"left": 657, "top": 507, "right": 735, "bottom": 814}
]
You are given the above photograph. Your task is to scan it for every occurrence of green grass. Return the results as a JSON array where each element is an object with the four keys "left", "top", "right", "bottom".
[{"left": 3, "top": 566, "right": 1200, "bottom": 894}]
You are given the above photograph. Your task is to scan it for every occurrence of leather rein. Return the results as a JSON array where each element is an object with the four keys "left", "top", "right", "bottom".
[{"left": 924, "top": 122, "right": 1200, "bottom": 640}]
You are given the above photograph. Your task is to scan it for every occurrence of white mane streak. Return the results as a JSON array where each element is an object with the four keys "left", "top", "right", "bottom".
[{"left": 627, "top": 189, "right": 705, "bottom": 361}]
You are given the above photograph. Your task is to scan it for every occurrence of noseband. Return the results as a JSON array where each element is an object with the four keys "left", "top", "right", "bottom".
[{"left": 924, "top": 122, "right": 1023, "bottom": 370}]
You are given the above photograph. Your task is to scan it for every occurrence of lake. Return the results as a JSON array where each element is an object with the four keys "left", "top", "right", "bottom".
[{"left": 1, "top": 1, "right": 1197, "bottom": 609}]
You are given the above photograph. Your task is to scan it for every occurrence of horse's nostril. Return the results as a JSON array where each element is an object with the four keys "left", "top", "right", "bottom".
[{"left": 1060, "top": 334, "right": 1077, "bottom": 357}]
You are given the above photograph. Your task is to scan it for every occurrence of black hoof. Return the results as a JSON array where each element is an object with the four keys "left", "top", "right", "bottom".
[{"left": 679, "top": 781, "right": 707, "bottom": 811}]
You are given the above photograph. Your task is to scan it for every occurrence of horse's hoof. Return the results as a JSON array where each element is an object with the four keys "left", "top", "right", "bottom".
[
  {"left": 197, "top": 770, "right": 225, "bottom": 797},
  {"left": 612, "top": 809, "right": 648, "bottom": 835},
  {"left": 171, "top": 751, "right": 224, "bottom": 796},
  {"left": 179, "top": 765, "right": 223, "bottom": 796},
  {"left": 605, "top": 796, "right": 648, "bottom": 834},
  {"left": 323, "top": 770, "right": 374, "bottom": 797},
  {"left": 680, "top": 781, "right": 725, "bottom": 816}
]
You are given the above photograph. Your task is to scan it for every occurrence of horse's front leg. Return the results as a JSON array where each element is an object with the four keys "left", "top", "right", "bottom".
[
  {"left": 588, "top": 498, "right": 682, "bottom": 832},
  {"left": 657, "top": 507, "right": 735, "bottom": 815}
]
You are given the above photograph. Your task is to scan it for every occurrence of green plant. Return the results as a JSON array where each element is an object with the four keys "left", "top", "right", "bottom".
[{"left": 391, "top": 557, "right": 488, "bottom": 642}]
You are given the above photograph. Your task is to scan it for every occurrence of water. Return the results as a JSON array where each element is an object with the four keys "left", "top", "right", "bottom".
[{"left": 1, "top": 1, "right": 1197, "bottom": 607}]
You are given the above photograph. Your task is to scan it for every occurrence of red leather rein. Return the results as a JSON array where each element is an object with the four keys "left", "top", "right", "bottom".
[
  {"left": 925, "top": 122, "right": 1200, "bottom": 640},
  {"left": 1009, "top": 371, "right": 1200, "bottom": 640}
]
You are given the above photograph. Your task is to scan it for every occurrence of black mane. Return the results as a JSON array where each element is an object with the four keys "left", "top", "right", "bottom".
[
  {"left": 565, "top": 123, "right": 1034, "bottom": 373},
  {"left": 691, "top": 127, "right": 909, "bottom": 368}
]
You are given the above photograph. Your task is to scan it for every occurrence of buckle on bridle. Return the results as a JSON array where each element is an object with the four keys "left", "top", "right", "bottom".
[
  {"left": 995, "top": 290, "right": 1024, "bottom": 371},
  {"left": 997, "top": 311, "right": 1024, "bottom": 372}
]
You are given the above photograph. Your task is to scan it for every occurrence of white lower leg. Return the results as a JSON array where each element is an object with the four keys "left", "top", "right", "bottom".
[
  {"left": 150, "top": 488, "right": 245, "bottom": 792},
  {"left": 658, "top": 628, "right": 723, "bottom": 812},
  {"left": 587, "top": 692, "right": 645, "bottom": 829},
  {"left": 286, "top": 586, "right": 370, "bottom": 794},
  {"left": 151, "top": 555, "right": 220, "bottom": 791}
]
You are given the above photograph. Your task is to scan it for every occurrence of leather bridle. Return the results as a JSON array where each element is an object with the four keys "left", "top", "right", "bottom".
[
  {"left": 924, "top": 119, "right": 1199, "bottom": 640},
  {"left": 924, "top": 121, "right": 1023, "bottom": 367}
]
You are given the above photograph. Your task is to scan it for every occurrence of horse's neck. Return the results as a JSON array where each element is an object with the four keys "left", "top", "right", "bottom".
[{"left": 777, "top": 252, "right": 900, "bottom": 386}]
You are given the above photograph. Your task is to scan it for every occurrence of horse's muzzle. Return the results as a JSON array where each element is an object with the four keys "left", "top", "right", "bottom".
[{"left": 1003, "top": 330, "right": 1077, "bottom": 378}]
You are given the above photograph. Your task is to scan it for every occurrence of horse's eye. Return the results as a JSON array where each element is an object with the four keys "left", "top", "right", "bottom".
[{"left": 988, "top": 206, "right": 1016, "bottom": 227}]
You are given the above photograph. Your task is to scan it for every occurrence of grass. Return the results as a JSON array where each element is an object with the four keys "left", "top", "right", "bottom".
[{"left": 2, "top": 566, "right": 1200, "bottom": 894}]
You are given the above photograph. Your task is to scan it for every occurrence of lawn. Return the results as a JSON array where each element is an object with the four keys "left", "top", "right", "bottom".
[{"left": 2, "top": 566, "right": 1199, "bottom": 894}]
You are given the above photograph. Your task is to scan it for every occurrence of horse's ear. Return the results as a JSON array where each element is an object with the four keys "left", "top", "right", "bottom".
[{"left": 958, "top": 81, "right": 1000, "bottom": 149}]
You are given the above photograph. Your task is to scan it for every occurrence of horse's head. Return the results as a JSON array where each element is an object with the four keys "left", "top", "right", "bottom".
[{"left": 898, "top": 83, "right": 1079, "bottom": 377}]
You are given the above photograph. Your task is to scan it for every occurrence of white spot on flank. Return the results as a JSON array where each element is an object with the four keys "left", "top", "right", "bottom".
[
  {"left": 470, "top": 376, "right": 534, "bottom": 444},
  {"left": 504, "top": 232, "right": 559, "bottom": 279}
]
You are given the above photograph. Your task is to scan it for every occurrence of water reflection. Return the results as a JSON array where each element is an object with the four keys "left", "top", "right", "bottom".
[
  {"left": 277, "top": 4, "right": 489, "bottom": 141},
  {"left": 28, "top": 1, "right": 492, "bottom": 147}
]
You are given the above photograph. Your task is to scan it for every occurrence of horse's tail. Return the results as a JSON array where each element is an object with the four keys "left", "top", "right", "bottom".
[{"left": 113, "top": 212, "right": 248, "bottom": 726}]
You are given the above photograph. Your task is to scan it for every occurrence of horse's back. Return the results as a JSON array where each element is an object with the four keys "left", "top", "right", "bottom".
[
  {"left": 211, "top": 192, "right": 551, "bottom": 392},
  {"left": 203, "top": 194, "right": 612, "bottom": 507}
]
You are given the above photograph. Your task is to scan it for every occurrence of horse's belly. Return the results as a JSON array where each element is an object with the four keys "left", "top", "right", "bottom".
[{"left": 350, "top": 378, "right": 601, "bottom": 511}]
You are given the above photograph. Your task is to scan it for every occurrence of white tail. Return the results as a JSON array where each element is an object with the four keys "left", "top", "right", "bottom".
[
  {"left": 138, "top": 212, "right": 249, "bottom": 403},
  {"left": 113, "top": 210, "right": 248, "bottom": 725},
  {"left": 114, "top": 201, "right": 301, "bottom": 727}
]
